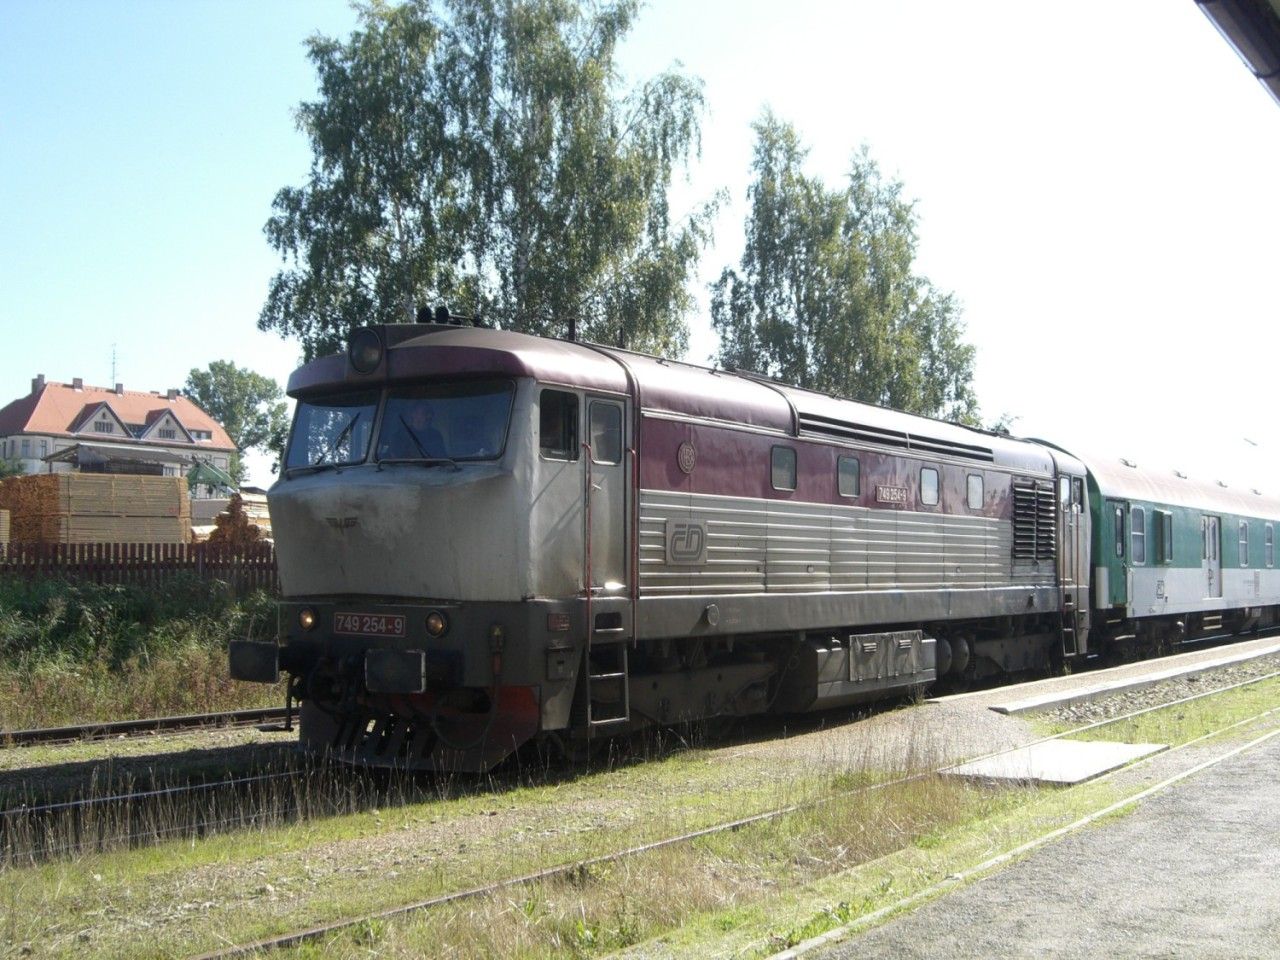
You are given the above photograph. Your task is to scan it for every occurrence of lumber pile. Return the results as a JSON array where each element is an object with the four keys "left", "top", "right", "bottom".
[{"left": 0, "top": 475, "right": 191, "bottom": 544}]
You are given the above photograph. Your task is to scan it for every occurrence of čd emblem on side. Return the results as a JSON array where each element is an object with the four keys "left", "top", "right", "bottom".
[{"left": 666, "top": 519, "right": 707, "bottom": 564}]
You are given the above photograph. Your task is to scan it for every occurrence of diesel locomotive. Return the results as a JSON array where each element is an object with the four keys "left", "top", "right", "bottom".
[{"left": 230, "top": 317, "right": 1280, "bottom": 770}]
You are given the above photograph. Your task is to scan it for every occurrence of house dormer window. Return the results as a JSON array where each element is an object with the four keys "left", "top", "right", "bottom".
[
  {"left": 159, "top": 428, "right": 176, "bottom": 439},
  {"left": 94, "top": 420, "right": 113, "bottom": 433}
]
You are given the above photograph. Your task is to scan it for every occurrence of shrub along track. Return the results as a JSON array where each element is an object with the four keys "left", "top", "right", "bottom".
[{"left": 185, "top": 666, "right": 1280, "bottom": 960}]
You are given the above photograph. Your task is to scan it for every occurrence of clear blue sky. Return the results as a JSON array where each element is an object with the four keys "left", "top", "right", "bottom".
[{"left": 2, "top": 1, "right": 1277, "bottom": 486}]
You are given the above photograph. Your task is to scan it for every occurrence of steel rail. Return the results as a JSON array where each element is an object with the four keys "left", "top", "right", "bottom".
[
  {"left": 188, "top": 662, "right": 1280, "bottom": 960},
  {"left": 0, "top": 707, "right": 289, "bottom": 748}
]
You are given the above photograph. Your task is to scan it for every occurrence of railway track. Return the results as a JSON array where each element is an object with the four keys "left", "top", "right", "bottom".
[
  {"left": 0, "top": 706, "right": 290, "bottom": 748},
  {"left": 186, "top": 663, "right": 1280, "bottom": 960}
]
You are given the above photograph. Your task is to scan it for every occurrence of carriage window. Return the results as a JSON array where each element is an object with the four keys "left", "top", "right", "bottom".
[
  {"left": 1156, "top": 510, "right": 1173, "bottom": 564},
  {"left": 539, "top": 390, "right": 578, "bottom": 461},
  {"left": 1114, "top": 506, "right": 1125, "bottom": 558},
  {"left": 1239, "top": 521, "right": 1249, "bottom": 567},
  {"left": 1131, "top": 507, "right": 1146, "bottom": 564},
  {"left": 1267, "top": 524, "right": 1274, "bottom": 568},
  {"left": 921, "top": 468, "right": 939, "bottom": 506},
  {"left": 837, "top": 456, "right": 860, "bottom": 497},
  {"left": 967, "top": 475, "right": 983, "bottom": 510},
  {"left": 771, "top": 446, "right": 796, "bottom": 491},
  {"left": 588, "top": 402, "right": 622, "bottom": 465}
]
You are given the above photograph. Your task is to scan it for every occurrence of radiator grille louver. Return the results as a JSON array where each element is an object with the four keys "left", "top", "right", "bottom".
[
  {"left": 1012, "top": 478, "right": 1056, "bottom": 562},
  {"left": 797, "top": 412, "right": 995, "bottom": 463}
]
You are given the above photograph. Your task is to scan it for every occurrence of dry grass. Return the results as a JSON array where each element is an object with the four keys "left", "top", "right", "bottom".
[{"left": 281, "top": 772, "right": 1023, "bottom": 959}]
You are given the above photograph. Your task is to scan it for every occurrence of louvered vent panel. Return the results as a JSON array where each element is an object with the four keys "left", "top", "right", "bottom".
[
  {"left": 1035, "top": 483, "right": 1056, "bottom": 560},
  {"left": 1012, "top": 477, "right": 1056, "bottom": 562}
]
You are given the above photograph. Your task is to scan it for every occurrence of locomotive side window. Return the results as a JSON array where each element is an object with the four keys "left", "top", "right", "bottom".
[
  {"left": 771, "top": 446, "right": 797, "bottom": 491},
  {"left": 1131, "top": 507, "right": 1146, "bottom": 564},
  {"left": 1267, "top": 524, "right": 1274, "bottom": 568},
  {"left": 1114, "top": 506, "right": 1125, "bottom": 558},
  {"left": 967, "top": 474, "right": 983, "bottom": 510},
  {"left": 1072, "top": 478, "right": 1084, "bottom": 510},
  {"left": 1059, "top": 476, "right": 1070, "bottom": 508},
  {"left": 921, "top": 468, "right": 939, "bottom": 506},
  {"left": 539, "top": 390, "right": 579, "bottom": 461},
  {"left": 588, "top": 402, "right": 622, "bottom": 465},
  {"left": 1239, "top": 521, "right": 1249, "bottom": 567},
  {"left": 837, "top": 456, "right": 860, "bottom": 497}
]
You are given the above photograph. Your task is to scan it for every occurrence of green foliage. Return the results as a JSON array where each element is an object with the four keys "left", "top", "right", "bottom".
[
  {"left": 185, "top": 360, "right": 289, "bottom": 481},
  {"left": 0, "top": 576, "right": 279, "bottom": 727},
  {"left": 0, "top": 458, "right": 24, "bottom": 479},
  {"left": 712, "top": 113, "right": 979, "bottom": 425},
  {"left": 261, "top": 0, "right": 715, "bottom": 360},
  {"left": 0, "top": 575, "right": 274, "bottom": 667}
]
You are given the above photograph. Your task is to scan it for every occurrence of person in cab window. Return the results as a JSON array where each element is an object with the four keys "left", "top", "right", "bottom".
[{"left": 382, "top": 402, "right": 445, "bottom": 459}]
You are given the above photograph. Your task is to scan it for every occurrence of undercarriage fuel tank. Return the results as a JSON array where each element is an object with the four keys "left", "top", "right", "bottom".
[
  {"left": 773, "top": 630, "right": 936, "bottom": 712},
  {"left": 269, "top": 465, "right": 525, "bottom": 601}
]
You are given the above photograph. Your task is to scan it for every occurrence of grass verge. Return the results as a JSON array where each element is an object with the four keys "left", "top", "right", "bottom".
[{"left": 0, "top": 575, "right": 282, "bottom": 729}]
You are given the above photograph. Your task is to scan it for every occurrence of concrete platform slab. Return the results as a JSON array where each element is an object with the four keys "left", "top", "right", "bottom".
[{"left": 944, "top": 738, "right": 1166, "bottom": 785}]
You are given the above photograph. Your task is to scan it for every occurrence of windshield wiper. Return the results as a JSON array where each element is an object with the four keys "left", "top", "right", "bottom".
[
  {"left": 315, "top": 413, "right": 361, "bottom": 467},
  {"left": 398, "top": 413, "right": 430, "bottom": 458}
]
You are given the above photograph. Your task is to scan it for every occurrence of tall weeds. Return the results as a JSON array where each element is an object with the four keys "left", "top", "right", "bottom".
[{"left": 0, "top": 576, "right": 280, "bottom": 728}]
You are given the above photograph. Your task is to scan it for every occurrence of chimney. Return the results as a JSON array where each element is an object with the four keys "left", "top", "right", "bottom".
[
  {"left": 115, "top": 383, "right": 124, "bottom": 395},
  {"left": 166, "top": 388, "right": 179, "bottom": 400},
  {"left": 31, "top": 374, "right": 45, "bottom": 395},
  {"left": 72, "top": 377, "right": 83, "bottom": 390}
]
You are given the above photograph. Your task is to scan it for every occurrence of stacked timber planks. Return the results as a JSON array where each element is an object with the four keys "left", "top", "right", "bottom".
[
  {"left": 0, "top": 508, "right": 9, "bottom": 545},
  {"left": 0, "top": 475, "right": 191, "bottom": 544}
]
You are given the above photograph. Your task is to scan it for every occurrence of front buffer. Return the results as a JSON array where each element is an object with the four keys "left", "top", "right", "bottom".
[{"left": 230, "top": 599, "right": 579, "bottom": 772}]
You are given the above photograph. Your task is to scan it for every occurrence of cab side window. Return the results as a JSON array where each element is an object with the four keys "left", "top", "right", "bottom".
[
  {"left": 588, "top": 402, "right": 622, "bottom": 464},
  {"left": 539, "top": 390, "right": 578, "bottom": 461}
]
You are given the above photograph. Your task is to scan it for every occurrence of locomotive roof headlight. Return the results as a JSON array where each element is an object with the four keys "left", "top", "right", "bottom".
[
  {"left": 348, "top": 328, "right": 383, "bottom": 374},
  {"left": 425, "top": 611, "right": 448, "bottom": 638},
  {"left": 298, "top": 608, "right": 317, "bottom": 631}
]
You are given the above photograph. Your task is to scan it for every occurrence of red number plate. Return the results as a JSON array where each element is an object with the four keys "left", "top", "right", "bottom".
[{"left": 334, "top": 612, "right": 406, "bottom": 638}]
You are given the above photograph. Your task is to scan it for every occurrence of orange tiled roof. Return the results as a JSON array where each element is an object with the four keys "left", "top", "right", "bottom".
[{"left": 0, "top": 380, "right": 236, "bottom": 450}]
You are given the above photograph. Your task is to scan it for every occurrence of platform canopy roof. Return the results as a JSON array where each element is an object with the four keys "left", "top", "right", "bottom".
[{"left": 1198, "top": 0, "right": 1280, "bottom": 106}]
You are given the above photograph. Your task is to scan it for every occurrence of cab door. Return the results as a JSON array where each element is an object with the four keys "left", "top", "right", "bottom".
[{"left": 584, "top": 396, "right": 631, "bottom": 639}]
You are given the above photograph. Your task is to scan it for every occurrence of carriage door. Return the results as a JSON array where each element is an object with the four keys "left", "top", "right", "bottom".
[
  {"left": 584, "top": 397, "right": 630, "bottom": 638},
  {"left": 1104, "top": 500, "right": 1128, "bottom": 607},
  {"left": 1203, "top": 515, "right": 1222, "bottom": 598}
]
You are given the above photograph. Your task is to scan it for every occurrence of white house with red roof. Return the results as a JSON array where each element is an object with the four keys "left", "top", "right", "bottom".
[{"left": 0, "top": 375, "right": 237, "bottom": 485}]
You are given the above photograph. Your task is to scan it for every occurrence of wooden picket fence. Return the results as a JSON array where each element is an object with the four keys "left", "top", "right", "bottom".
[{"left": 0, "top": 541, "right": 279, "bottom": 594}]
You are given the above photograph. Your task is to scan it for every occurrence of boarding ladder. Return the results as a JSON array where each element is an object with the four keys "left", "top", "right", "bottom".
[{"left": 1060, "top": 592, "right": 1080, "bottom": 657}]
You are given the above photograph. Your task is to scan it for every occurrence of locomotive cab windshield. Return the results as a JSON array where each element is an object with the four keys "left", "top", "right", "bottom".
[{"left": 284, "top": 378, "right": 515, "bottom": 472}]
